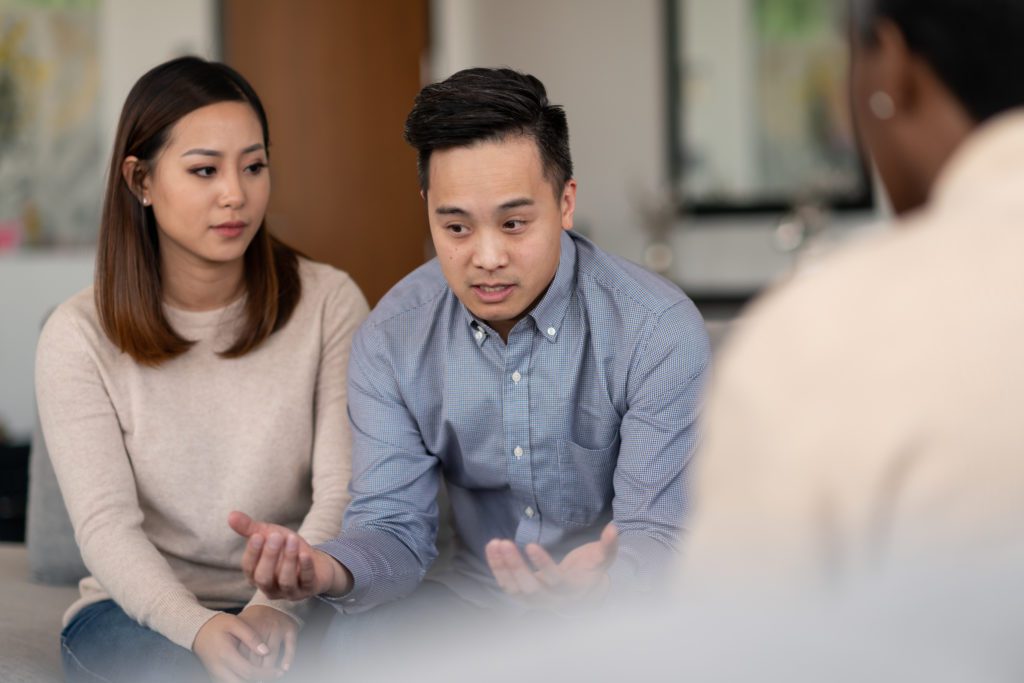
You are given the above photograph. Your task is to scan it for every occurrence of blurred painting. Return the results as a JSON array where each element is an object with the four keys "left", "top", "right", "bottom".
[
  {"left": 677, "top": 0, "right": 869, "bottom": 210},
  {"left": 0, "top": 0, "right": 101, "bottom": 250}
]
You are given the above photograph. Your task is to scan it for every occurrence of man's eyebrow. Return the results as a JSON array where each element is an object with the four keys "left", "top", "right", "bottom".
[
  {"left": 435, "top": 205, "right": 469, "bottom": 216},
  {"left": 498, "top": 197, "right": 534, "bottom": 211},
  {"left": 181, "top": 143, "right": 265, "bottom": 158}
]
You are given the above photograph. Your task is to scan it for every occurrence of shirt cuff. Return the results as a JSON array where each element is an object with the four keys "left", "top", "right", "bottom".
[
  {"left": 314, "top": 535, "right": 379, "bottom": 614},
  {"left": 607, "top": 533, "right": 675, "bottom": 597},
  {"left": 314, "top": 528, "right": 428, "bottom": 614}
]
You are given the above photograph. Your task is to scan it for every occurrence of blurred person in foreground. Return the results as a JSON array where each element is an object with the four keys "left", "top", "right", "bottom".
[
  {"left": 682, "top": 0, "right": 1024, "bottom": 592},
  {"left": 229, "top": 67, "right": 710, "bottom": 663}
]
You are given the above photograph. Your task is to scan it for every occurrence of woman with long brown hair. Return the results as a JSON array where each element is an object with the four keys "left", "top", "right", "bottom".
[{"left": 35, "top": 56, "right": 368, "bottom": 682}]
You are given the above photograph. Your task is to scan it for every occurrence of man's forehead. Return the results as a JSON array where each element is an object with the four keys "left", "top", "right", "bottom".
[
  {"left": 428, "top": 140, "right": 545, "bottom": 198},
  {"left": 429, "top": 136, "right": 542, "bottom": 171},
  {"left": 426, "top": 138, "right": 567, "bottom": 207}
]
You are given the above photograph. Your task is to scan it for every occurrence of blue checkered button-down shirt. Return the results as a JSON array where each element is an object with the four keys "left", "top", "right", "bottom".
[{"left": 317, "top": 231, "right": 710, "bottom": 612}]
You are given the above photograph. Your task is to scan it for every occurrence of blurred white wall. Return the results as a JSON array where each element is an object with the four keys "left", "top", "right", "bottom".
[{"left": 0, "top": 0, "right": 217, "bottom": 441}]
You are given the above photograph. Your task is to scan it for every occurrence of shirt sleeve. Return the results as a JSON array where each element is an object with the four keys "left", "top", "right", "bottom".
[
  {"left": 314, "top": 320, "right": 441, "bottom": 614},
  {"left": 607, "top": 298, "right": 711, "bottom": 593},
  {"left": 35, "top": 309, "right": 218, "bottom": 650},
  {"left": 248, "top": 273, "right": 370, "bottom": 620}
]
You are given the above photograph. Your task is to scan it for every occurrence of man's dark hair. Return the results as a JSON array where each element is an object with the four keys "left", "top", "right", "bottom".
[
  {"left": 404, "top": 67, "right": 573, "bottom": 193},
  {"left": 853, "top": 0, "right": 1024, "bottom": 123}
]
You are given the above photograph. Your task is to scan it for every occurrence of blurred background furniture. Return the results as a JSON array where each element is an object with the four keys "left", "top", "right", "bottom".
[{"left": 0, "top": 423, "right": 85, "bottom": 683}]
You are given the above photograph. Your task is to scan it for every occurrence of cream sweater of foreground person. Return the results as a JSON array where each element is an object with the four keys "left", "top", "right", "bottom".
[
  {"left": 35, "top": 258, "right": 368, "bottom": 650},
  {"left": 682, "top": 112, "right": 1024, "bottom": 590}
]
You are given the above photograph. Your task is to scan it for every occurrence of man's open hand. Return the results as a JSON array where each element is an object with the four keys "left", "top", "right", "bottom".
[
  {"left": 485, "top": 523, "right": 618, "bottom": 607},
  {"left": 228, "top": 511, "right": 350, "bottom": 600}
]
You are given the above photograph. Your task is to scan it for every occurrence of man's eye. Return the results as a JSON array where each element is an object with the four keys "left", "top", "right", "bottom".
[
  {"left": 448, "top": 224, "right": 467, "bottom": 234},
  {"left": 504, "top": 220, "right": 525, "bottom": 230}
]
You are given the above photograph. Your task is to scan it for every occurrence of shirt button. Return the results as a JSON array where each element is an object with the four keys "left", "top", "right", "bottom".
[
  {"left": 474, "top": 331, "right": 484, "bottom": 341},
  {"left": 525, "top": 506, "right": 535, "bottom": 518},
  {"left": 513, "top": 446, "right": 524, "bottom": 459},
  {"left": 512, "top": 371, "right": 522, "bottom": 383},
  {"left": 546, "top": 327, "right": 556, "bottom": 337}
]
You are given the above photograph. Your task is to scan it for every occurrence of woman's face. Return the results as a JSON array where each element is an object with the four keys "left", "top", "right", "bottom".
[{"left": 138, "top": 101, "right": 270, "bottom": 269}]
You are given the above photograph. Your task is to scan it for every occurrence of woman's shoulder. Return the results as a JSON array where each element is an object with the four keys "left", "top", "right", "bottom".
[
  {"left": 296, "top": 257, "right": 369, "bottom": 313},
  {"left": 40, "top": 286, "right": 98, "bottom": 339},
  {"left": 37, "top": 286, "right": 114, "bottom": 360}
]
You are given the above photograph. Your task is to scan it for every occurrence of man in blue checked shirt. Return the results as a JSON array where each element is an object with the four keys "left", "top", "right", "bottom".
[{"left": 230, "top": 67, "right": 710, "bottom": 637}]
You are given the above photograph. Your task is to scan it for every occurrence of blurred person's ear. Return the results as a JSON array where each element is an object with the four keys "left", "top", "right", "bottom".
[{"left": 854, "top": 19, "right": 973, "bottom": 214}]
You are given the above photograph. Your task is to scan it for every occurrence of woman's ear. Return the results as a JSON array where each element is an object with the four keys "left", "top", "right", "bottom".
[
  {"left": 121, "top": 156, "right": 150, "bottom": 205},
  {"left": 871, "top": 19, "right": 916, "bottom": 117}
]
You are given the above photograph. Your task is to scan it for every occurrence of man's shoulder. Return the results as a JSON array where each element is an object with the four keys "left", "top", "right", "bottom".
[
  {"left": 572, "top": 233, "right": 696, "bottom": 320},
  {"left": 364, "top": 259, "right": 450, "bottom": 329}
]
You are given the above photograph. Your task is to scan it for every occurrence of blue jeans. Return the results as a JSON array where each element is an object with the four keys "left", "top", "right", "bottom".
[{"left": 60, "top": 600, "right": 234, "bottom": 683}]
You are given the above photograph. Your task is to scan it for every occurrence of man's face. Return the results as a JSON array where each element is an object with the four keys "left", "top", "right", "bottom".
[{"left": 425, "top": 136, "right": 576, "bottom": 340}]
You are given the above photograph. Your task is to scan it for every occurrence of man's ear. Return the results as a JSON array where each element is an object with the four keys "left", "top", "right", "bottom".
[
  {"left": 560, "top": 179, "right": 577, "bottom": 231},
  {"left": 121, "top": 156, "right": 150, "bottom": 203}
]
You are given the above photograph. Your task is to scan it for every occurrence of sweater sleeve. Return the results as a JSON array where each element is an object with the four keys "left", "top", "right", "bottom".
[
  {"left": 247, "top": 271, "right": 370, "bottom": 619},
  {"left": 35, "top": 308, "right": 218, "bottom": 650}
]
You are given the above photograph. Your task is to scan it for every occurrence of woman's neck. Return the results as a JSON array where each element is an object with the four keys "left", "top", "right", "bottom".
[{"left": 161, "top": 250, "right": 246, "bottom": 312}]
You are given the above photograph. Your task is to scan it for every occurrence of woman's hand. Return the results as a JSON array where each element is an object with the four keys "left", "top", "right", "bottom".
[
  {"left": 237, "top": 605, "right": 299, "bottom": 674},
  {"left": 192, "top": 612, "right": 282, "bottom": 682}
]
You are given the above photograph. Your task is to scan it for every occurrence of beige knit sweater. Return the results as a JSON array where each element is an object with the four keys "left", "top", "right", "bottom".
[
  {"left": 35, "top": 258, "right": 368, "bottom": 650},
  {"left": 682, "top": 112, "right": 1024, "bottom": 591}
]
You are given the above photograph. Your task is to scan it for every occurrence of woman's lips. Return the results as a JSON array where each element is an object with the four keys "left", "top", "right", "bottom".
[{"left": 212, "top": 221, "right": 246, "bottom": 238}]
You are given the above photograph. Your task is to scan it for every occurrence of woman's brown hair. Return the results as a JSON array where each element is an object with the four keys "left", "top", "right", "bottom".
[{"left": 96, "top": 56, "right": 301, "bottom": 366}]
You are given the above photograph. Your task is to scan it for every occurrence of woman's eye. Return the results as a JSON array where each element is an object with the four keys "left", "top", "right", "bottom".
[
  {"left": 191, "top": 166, "right": 216, "bottom": 178},
  {"left": 246, "top": 161, "right": 268, "bottom": 174}
]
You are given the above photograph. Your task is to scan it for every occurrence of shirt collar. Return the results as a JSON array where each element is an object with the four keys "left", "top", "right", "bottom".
[
  {"left": 527, "top": 230, "right": 577, "bottom": 344},
  {"left": 460, "top": 230, "right": 578, "bottom": 345}
]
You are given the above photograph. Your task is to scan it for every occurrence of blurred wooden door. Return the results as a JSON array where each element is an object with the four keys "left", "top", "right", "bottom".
[{"left": 222, "top": 0, "right": 430, "bottom": 305}]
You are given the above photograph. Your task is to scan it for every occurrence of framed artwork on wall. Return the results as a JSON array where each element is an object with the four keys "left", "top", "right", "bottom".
[
  {"left": 0, "top": 0, "right": 103, "bottom": 250},
  {"left": 666, "top": 0, "right": 873, "bottom": 215}
]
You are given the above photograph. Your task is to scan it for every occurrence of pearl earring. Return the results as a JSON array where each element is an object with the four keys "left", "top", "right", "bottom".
[
  {"left": 142, "top": 197, "right": 150, "bottom": 206},
  {"left": 869, "top": 91, "right": 895, "bottom": 120}
]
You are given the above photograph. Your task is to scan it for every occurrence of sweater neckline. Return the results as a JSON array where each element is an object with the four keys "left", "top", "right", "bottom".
[{"left": 162, "top": 294, "right": 247, "bottom": 331}]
